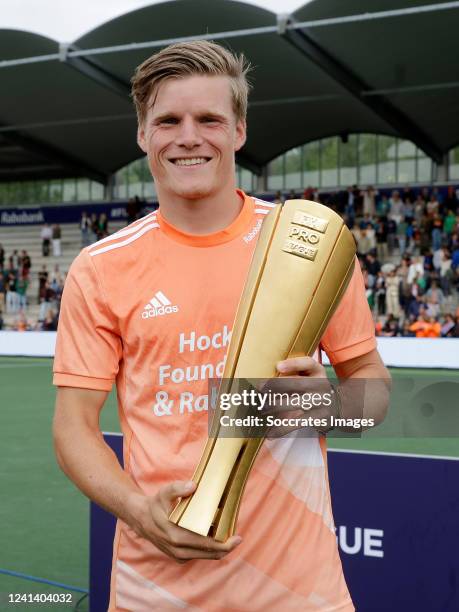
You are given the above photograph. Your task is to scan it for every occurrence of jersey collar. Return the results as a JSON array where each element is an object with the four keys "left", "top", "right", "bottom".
[{"left": 156, "top": 190, "right": 254, "bottom": 247}]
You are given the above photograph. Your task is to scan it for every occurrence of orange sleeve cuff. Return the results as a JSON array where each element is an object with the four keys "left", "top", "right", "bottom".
[
  {"left": 323, "top": 336, "right": 377, "bottom": 366},
  {"left": 53, "top": 372, "right": 114, "bottom": 392}
]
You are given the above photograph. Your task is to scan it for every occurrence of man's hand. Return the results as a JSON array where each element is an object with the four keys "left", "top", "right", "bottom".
[
  {"left": 54, "top": 388, "right": 242, "bottom": 564},
  {"left": 127, "top": 481, "right": 242, "bottom": 563},
  {"left": 276, "top": 355, "right": 327, "bottom": 379},
  {"left": 257, "top": 356, "right": 334, "bottom": 436}
]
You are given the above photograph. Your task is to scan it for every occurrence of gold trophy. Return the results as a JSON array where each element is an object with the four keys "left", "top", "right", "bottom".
[{"left": 170, "top": 199, "right": 356, "bottom": 541}]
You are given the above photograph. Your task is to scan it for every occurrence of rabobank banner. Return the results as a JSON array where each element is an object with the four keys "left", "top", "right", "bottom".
[
  {"left": 89, "top": 435, "right": 459, "bottom": 612},
  {"left": 0, "top": 201, "right": 157, "bottom": 226}
]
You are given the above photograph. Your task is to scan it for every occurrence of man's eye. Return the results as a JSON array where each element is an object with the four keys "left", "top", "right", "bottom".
[
  {"left": 160, "top": 118, "right": 178, "bottom": 125},
  {"left": 201, "top": 117, "right": 218, "bottom": 123}
]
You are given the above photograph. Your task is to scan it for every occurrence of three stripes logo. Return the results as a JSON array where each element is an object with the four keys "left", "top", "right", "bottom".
[{"left": 142, "top": 291, "right": 179, "bottom": 319}]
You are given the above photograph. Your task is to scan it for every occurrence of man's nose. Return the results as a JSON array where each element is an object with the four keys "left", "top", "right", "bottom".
[{"left": 175, "top": 116, "right": 203, "bottom": 148}]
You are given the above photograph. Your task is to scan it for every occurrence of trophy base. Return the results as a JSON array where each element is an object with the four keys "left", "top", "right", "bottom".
[{"left": 170, "top": 436, "right": 264, "bottom": 542}]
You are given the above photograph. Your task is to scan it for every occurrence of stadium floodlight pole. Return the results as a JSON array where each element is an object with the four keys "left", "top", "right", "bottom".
[{"left": 1, "top": 1, "right": 459, "bottom": 68}]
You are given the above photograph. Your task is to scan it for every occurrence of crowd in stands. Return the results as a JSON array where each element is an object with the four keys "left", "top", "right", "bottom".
[
  {"left": 79, "top": 211, "right": 109, "bottom": 246},
  {"left": 1, "top": 186, "right": 459, "bottom": 336},
  {"left": 0, "top": 248, "right": 65, "bottom": 331},
  {"left": 40, "top": 223, "right": 62, "bottom": 257},
  {"left": 275, "top": 184, "right": 459, "bottom": 338}
]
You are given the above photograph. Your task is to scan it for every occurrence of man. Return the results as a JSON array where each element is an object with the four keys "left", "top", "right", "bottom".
[
  {"left": 40, "top": 223, "right": 52, "bottom": 256},
  {"left": 53, "top": 41, "right": 389, "bottom": 611},
  {"left": 52, "top": 224, "right": 62, "bottom": 257}
]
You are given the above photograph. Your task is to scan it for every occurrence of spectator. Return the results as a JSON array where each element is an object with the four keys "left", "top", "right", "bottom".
[
  {"left": 52, "top": 224, "right": 62, "bottom": 257},
  {"left": 40, "top": 223, "right": 52, "bottom": 256},
  {"left": 425, "top": 280, "right": 444, "bottom": 318},
  {"left": 402, "top": 186, "right": 415, "bottom": 203},
  {"left": 389, "top": 190, "right": 403, "bottom": 224},
  {"left": 11, "top": 249, "right": 19, "bottom": 269},
  {"left": 365, "top": 252, "right": 381, "bottom": 277},
  {"left": 452, "top": 244, "right": 459, "bottom": 270},
  {"left": 427, "top": 194, "right": 439, "bottom": 216},
  {"left": 381, "top": 314, "right": 400, "bottom": 337},
  {"left": 80, "top": 212, "right": 91, "bottom": 247},
  {"left": 396, "top": 217, "right": 408, "bottom": 254},
  {"left": 443, "top": 210, "right": 456, "bottom": 237},
  {"left": 42, "top": 308, "right": 58, "bottom": 331},
  {"left": 385, "top": 270, "right": 401, "bottom": 317},
  {"left": 365, "top": 222, "right": 376, "bottom": 251},
  {"left": 303, "top": 186, "right": 315, "bottom": 200},
  {"left": 38, "top": 265, "right": 48, "bottom": 300},
  {"left": 14, "top": 311, "right": 28, "bottom": 332},
  {"left": 90, "top": 213, "right": 99, "bottom": 243},
  {"left": 421, "top": 186, "right": 430, "bottom": 202},
  {"left": 16, "top": 275, "right": 28, "bottom": 311},
  {"left": 126, "top": 196, "right": 142, "bottom": 224},
  {"left": 345, "top": 186, "right": 355, "bottom": 225},
  {"left": 432, "top": 245, "right": 443, "bottom": 272},
  {"left": 361, "top": 186, "right": 377, "bottom": 216},
  {"left": 97, "top": 213, "right": 109, "bottom": 239},
  {"left": 441, "top": 314, "right": 456, "bottom": 337},
  {"left": 398, "top": 258, "right": 411, "bottom": 313},
  {"left": 376, "top": 194, "right": 390, "bottom": 217},
  {"left": 21, "top": 250, "right": 32, "bottom": 278},
  {"left": 431, "top": 214, "right": 443, "bottom": 251},
  {"left": 0, "top": 244, "right": 4, "bottom": 268},
  {"left": 401, "top": 320, "right": 416, "bottom": 337},
  {"left": 352, "top": 184, "right": 362, "bottom": 214},
  {"left": 6, "top": 273, "right": 19, "bottom": 314},
  {"left": 444, "top": 186, "right": 458, "bottom": 213},
  {"left": 357, "top": 228, "right": 372, "bottom": 256},
  {"left": 273, "top": 191, "right": 283, "bottom": 205},
  {"left": 38, "top": 281, "right": 56, "bottom": 321},
  {"left": 439, "top": 249, "right": 453, "bottom": 296},
  {"left": 0, "top": 309, "right": 3, "bottom": 330},
  {"left": 409, "top": 315, "right": 430, "bottom": 338},
  {"left": 374, "top": 271, "right": 386, "bottom": 316},
  {"left": 375, "top": 217, "right": 388, "bottom": 261},
  {"left": 403, "top": 197, "right": 415, "bottom": 221},
  {"left": 386, "top": 217, "right": 397, "bottom": 254},
  {"left": 0, "top": 270, "right": 4, "bottom": 310},
  {"left": 414, "top": 194, "right": 425, "bottom": 223},
  {"left": 407, "top": 294, "right": 427, "bottom": 320}
]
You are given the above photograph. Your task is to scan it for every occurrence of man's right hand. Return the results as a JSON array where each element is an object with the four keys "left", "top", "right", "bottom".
[{"left": 127, "top": 481, "right": 243, "bottom": 563}]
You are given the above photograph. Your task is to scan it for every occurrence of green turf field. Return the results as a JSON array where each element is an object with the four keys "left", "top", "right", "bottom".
[{"left": 0, "top": 357, "right": 458, "bottom": 610}]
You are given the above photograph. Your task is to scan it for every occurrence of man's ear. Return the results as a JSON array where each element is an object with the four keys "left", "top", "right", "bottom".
[
  {"left": 234, "top": 119, "right": 247, "bottom": 152},
  {"left": 137, "top": 123, "right": 147, "bottom": 153}
]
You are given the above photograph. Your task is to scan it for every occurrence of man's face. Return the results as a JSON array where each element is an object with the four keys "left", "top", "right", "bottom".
[{"left": 137, "top": 75, "right": 246, "bottom": 200}]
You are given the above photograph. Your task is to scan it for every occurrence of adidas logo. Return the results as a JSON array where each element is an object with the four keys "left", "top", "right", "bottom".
[{"left": 142, "top": 291, "right": 179, "bottom": 319}]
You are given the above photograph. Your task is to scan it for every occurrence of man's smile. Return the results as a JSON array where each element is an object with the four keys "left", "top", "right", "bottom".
[{"left": 168, "top": 157, "right": 212, "bottom": 167}]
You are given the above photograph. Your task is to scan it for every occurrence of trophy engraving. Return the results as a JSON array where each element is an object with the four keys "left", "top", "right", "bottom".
[
  {"left": 287, "top": 226, "right": 321, "bottom": 244},
  {"left": 169, "top": 199, "right": 356, "bottom": 541},
  {"left": 292, "top": 210, "right": 329, "bottom": 233},
  {"left": 282, "top": 239, "right": 318, "bottom": 260}
]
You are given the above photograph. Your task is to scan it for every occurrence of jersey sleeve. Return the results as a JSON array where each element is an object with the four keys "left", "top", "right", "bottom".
[
  {"left": 53, "top": 250, "right": 122, "bottom": 391},
  {"left": 320, "top": 257, "right": 376, "bottom": 365}
]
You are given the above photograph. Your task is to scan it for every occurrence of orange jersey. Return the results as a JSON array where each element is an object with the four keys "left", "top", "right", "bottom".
[{"left": 54, "top": 191, "right": 376, "bottom": 611}]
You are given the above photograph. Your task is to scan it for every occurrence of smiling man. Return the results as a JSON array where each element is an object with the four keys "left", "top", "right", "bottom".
[{"left": 53, "top": 41, "right": 389, "bottom": 611}]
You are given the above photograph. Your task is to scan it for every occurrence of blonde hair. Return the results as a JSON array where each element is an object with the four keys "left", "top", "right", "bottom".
[{"left": 131, "top": 40, "right": 251, "bottom": 124}]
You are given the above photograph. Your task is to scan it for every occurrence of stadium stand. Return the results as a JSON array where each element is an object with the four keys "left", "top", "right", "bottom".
[
  {"left": 1, "top": 183, "right": 458, "bottom": 336},
  {"left": 0, "top": 219, "right": 124, "bottom": 330}
]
